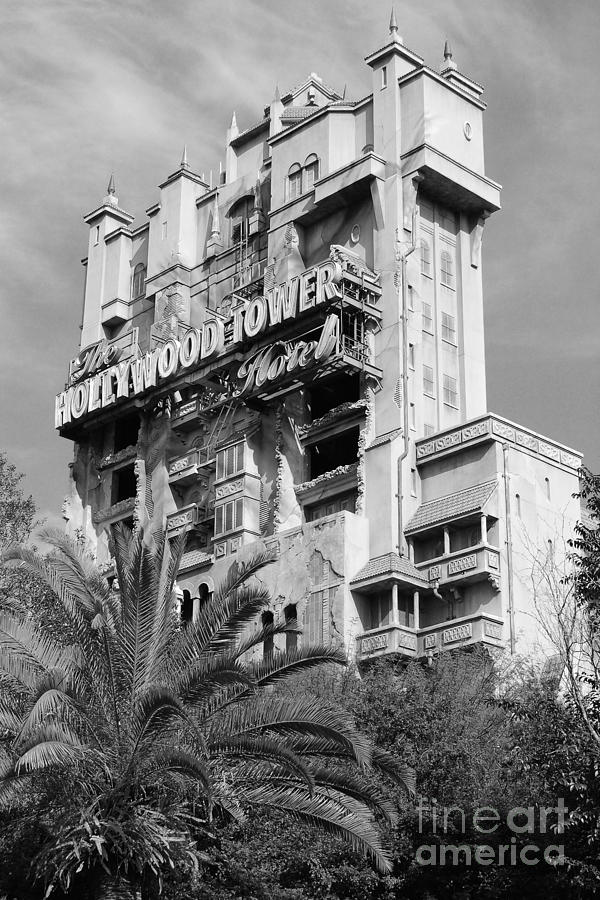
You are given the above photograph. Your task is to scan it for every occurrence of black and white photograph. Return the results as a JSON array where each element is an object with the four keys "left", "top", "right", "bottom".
[{"left": 1, "top": 2, "right": 599, "bottom": 897}]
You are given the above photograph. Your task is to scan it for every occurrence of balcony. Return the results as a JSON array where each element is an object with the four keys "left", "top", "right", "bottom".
[
  {"left": 419, "top": 613, "right": 504, "bottom": 655},
  {"left": 168, "top": 448, "right": 215, "bottom": 485},
  {"left": 416, "top": 545, "right": 501, "bottom": 589},
  {"left": 166, "top": 501, "right": 215, "bottom": 536},
  {"left": 358, "top": 624, "right": 419, "bottom": 661},
  {"left": 356, "top": 611, "right": 505, "bottom": 662}
]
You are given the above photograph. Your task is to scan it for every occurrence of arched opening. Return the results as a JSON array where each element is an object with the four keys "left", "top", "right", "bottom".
[
  {"left": 262, "top": 611, "right": 274, "bottom": 660},
  {"left": 284, "top": 604, "right": 297, "bottom": 653},
  {"left": 420, "top": 240, "right": 431, "bottom": 277},
  {"left": 287, "top": 163, "right": 302, "bottom": 201},
  {"left": 198, "top": 581, "right": 211, "bottom": 611},
  {"left": 303, "top": 154, "right": 319, "bottom": 192},
  {"left": 181, "top": 590, "right": 193, "bottom": 625},
  {"left": 440, "top": 250, "right": 454, "bottom": 288}
]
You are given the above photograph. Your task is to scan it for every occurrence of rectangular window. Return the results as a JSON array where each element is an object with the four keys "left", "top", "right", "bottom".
[
  {"left": 161, "top": 221, "right": 168, "bottom": 240},
  {"left": 94, "top": 225, "right": 100, "bottom": 246},
  {"left": 214, "top": 497, "right": 244, "bottom": 536},
  {"left": 306, "top": 590, "right": 326, "bottom": 644},
  {"left": 422, "top": 302, "right": 434, "bottom": 334},
  {"left": 443, "top": 373, "right": 458, "bottom": 408},
  {"left": 381, "top": 66, "right": 387, "bottom": 89},
  {"left": 441, "top": 312, "right": 456, "bottom": 345},
  {"left": 216, "top": 443, "right": 244, "bottom": 481},
  {"left": 408, "top": 286, "right": 415, "bottom": 310},
  {"left": 408, "top": 343, "right": 415, "bottom": 369},
  {"left": 423, "top": 365, "right": 435, "bottom": 398},
  {"left": 410, "top": 403, "right": 416, "bottom": 430}
]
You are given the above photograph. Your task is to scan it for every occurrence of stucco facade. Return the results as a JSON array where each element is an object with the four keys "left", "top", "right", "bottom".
[{"left": 56, "top": 19, "right": 583, "bottom": 663}]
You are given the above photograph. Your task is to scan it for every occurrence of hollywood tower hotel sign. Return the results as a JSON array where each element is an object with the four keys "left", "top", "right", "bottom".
[
  {"left": 55, "top": 14, "right": 584, "bottom": 664},
  {"left": 55, "top": 257, "right": 380, "bottom": 428}
]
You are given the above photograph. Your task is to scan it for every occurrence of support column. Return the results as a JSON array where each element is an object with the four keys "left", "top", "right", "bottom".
[
  {"left": 443, "top": 526, "right": 450, "bottom": 556},
  {"left": 413, "top": 590, "right": 420, "bottom": 630},
  {"left": 392, "top": 583, "right": 399, "bottom": 625},
  {"left": 480, "top": 514, "right": 487, "bottom": 544}
]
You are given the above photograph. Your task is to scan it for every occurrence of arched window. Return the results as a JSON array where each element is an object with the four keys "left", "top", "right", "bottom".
[
  {"left": 420, "top": 240, "right": 431, "bottom": 277},
  {"left": 229, "top": 196, "right": 253, "bottom": 245},
  {"left": 303, "top": 154, "right": 320, "bottom": 192},
  {"left": 515, "top": 493, "right": 521, "bottom": 517},
  {"left": 284, "top": 604, "right": 297, "bottom": 653},
  {"left": 198, "top": 582, "right": 211, "bottom": 610},
  {"left": 440, "top": 250, "right": 454, "bottom": 288},
  {"left": 545, "top": 477, "right": 551, "bottom": 501},
  {"left": 181, "top": 590, "right": 193, "bottom": 625},
  {"left": 287, "top": 163, "right": 302, "bottom": 201},
  {"left": 262, "top": 611, "right": 274, "bottom": 660},
  {"left": 132, "top": 263, "right": 146, "bottom": 299}
]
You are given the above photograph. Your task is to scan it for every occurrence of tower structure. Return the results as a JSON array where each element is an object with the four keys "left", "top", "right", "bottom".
[{"left": 56, "top": 17, "right": 583, "bottom": 662}]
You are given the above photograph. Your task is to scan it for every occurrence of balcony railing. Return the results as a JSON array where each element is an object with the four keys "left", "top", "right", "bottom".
[
  {"left": 357, "top": 611, "right": 505, "bottom": 661},
  {"left": 416, "top": 545, "right": 501, "bottom": 588},
  {"left": 418, "top": 613, "right": 504, "bottom": 655},
  {"left": 168, "top": 448, "right": 215, "bottom": 484},
  {"left": 358, "top": 624, "right": 419, "bottom": 661},
  {"left": 166, "top": 500, "right": 215, "bottom": 536}
]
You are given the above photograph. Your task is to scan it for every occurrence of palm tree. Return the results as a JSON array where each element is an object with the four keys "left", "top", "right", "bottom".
[{"left": 0, "top": 520, "right": 414, "bottom": 898}]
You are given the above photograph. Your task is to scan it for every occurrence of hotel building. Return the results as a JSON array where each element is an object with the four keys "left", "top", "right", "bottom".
[{"left": 56, "top": 15, "right": 583, "bottom": 662}]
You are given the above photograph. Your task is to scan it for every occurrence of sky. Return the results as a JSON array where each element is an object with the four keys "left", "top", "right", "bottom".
[{"left": 1, "top": 0, "right": 599, "bottom": 521}]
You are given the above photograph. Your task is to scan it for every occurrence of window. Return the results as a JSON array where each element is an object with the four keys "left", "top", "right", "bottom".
[
  {"left": 214, "top": 498, "right": 244, "bottom": 536},
  {"left": 111, "top": 464, "right": 136, "bottom": 504},
  {"left": 367, "top": 591, "right": 391, "bottom": 630},
  {"left": 230, "top": 196, "right": 253, "bottom": 244},
  {"left": 284, "top": 604, "right": 298, "bottom": 653},
  {"left": 443, "top": 373, "right": 458, "bottom": 408},
  {"left": 449, "top": 523, "right": 481, "bottom": 552},
  {"left": 94, "top": 225, "right": 100, "bottom": 246},
  {"left": 197, "top": 582, "right": 211, "bottom": 610},
  {"left": 288, "top": 163, "right": 302, "bottom": 200},
  {"left": 161, "top": 221, "right": 168, "bottom": 240},
  {"left": 420, "top": 240, "right": 431, "bottom": 277},
  {"left": 114, "top": 413, "right": 139, "bottom": 452},
  {"left": 132, "top": 263, "right": 146, "bottom": 299},
  {"left": 410, "top": 402, "right": 416, "bottom": 430},
  {"left": 411, "top": 468, "right": 417, "bottom": 497},
  {"left": 408, "top": 343, "right": 415, "bottom": 369},
  {"left": 423, "top": 365, "right": 435, "bottom": 398},
  {"left": 441, "top": 312, "right": 456, "bottom": 345},
  {"left": 422, "top": 302, "right": 434, "bottom": 334},
  {"left": 303, "top": 154, "right": 319, "bottom": 191},
  {"left": 306, "top": 492, "right": 356, "bottom": 523},
  {"left": 180, "top": 590, "right": 193, "bottom": 624},
  {"left": 262, "top": 611, "right": 274, "bottom": 659},
  {"left": 216, "top": 443, "right": 244, "bottom": 481},
  {"left": 381, "top": 66, "right": 387, "bottom": 89},
  {"left": 515, "top": 493, "right": 521, "bottom": 517},
  {"left": 440, "top": 251, "right": 454, "bottom": 288},
  {"left": 545, "top": 477, "right": 551, "bottom": 501}
]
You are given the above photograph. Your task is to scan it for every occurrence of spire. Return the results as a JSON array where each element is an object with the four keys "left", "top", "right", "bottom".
[
  {"left": 441, "top": 39, "right": 457, "bottom": 73},
  {"left": 103, "top": 174, "right": 118, "bottom": 207},
  {"left": 342, "top": 83, "right": 347, "bottom": 100},
  {"left": 180, "top": 145, "right": 190, "bottom": 170},
  {"left": 230, "top": 110, "right": 237, "bottom": 130},
  {"left": 389, "top": 6, "right": 401, "bottom": 42},
  {"left": 274, "top": 84, "right": 281, "bottom": 102}
]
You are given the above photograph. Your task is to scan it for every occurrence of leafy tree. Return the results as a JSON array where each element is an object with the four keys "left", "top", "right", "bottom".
[{"left": 0, "top": 519, "right": 413, "bottom": 899}]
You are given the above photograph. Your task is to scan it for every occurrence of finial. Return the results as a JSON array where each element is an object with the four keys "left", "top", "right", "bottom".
[
  {"left": 274, "top": 84, "right": 281, "bottom": 102},
  {"left": 210, "top": 192, "right": 220, "bottom": 238},
  {"left": 103, "top": 174, "right": 118, "bottom": 207},
  {"left": 230, "top": 111, "right": 237, "bottom": 130},
  {"left": 180, "top": 145, "right": 190, "bottom": 169},
  {"left": 389, "top": 7, "right": 400, "bottom": 40},
  {"left": 342, "top": 84, "right": 347, "bottom": 100},
  {"left": 441, "top": 39, "right": 457, "bottom": 73}
]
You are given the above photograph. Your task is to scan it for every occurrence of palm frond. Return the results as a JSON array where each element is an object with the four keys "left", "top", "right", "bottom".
[
  {"left": 309, "top": 765, "right": 398, "bottom": 824},
  {"left": 371, "top": 747, "right": 416, "bottom": 797},
  {"left": 212, "top": 550, "right": 278, "bottom": 606},
  {"left": 148, "top": 748, "right": 213, "bottom": 797},
  {"left": 208, "top": 734, "right": 316, "bottom": 791},
  {"left": 0, "top": 612, "right": 78, "bottom": 685},
  {"left": 15, "top": 738, "right": 85, "bottom": 774},
  {"left": 239, "top": 783, "right": 393, "bottom": 873},
  {"left": 249, "top": 644, "right": 348, "bottom": 687},
  {"left": 233, "top": 620, "right": 301, "bottom": 659}
]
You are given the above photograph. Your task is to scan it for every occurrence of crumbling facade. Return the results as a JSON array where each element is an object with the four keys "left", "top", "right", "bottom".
[{"left": 56, "top": 17, "right": 583, "bottom": 662}]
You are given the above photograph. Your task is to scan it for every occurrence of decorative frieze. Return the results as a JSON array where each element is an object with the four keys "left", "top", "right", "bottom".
[
  {"left": 447, "top": 554, "right": 477, "bottom": 575},
  {"left": 487, "top": 551, "right": 500, "bottom": 570},
  {"left": 215, "top": 479, "right": 244, "bottom": 500},
  {"left": 214, "top": 542, "right": 227, "bottom": 558},
  {"left": 424, "top": 633, "right": 437, "bottom": 650},
  {"left": 166, "top": 507, "right": 196, "bottom": 532},
  {"left": 442, "top": 623, "right": 473, "bottom": 644},
  {"left": 415, "top": 415, "right": 580, "bottom": 471},
  {"left": 169, "top": 456, "right": 192, "bottom": 475},
  {"left": 428, "top": 565, "right": 442, "bottom": 581},
  {"left": 397, "top": 631, "right": 418, "bottom": 651}
]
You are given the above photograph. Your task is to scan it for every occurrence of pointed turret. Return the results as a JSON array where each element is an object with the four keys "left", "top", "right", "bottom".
[
  {"left": 180, "top": 145, "right": 190, "bottom": 170},
  {"left": 206, "top": 192, "right": 223, "bottom": 259},
  {"left": 441, "top": 40, "right": 458, "bottom": 74},
  {"left": 389, "top": 6, "right": 401, "bottom": 43},
  {"left": 103, "top": 174, "right": 119, "bottom": 208}
]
